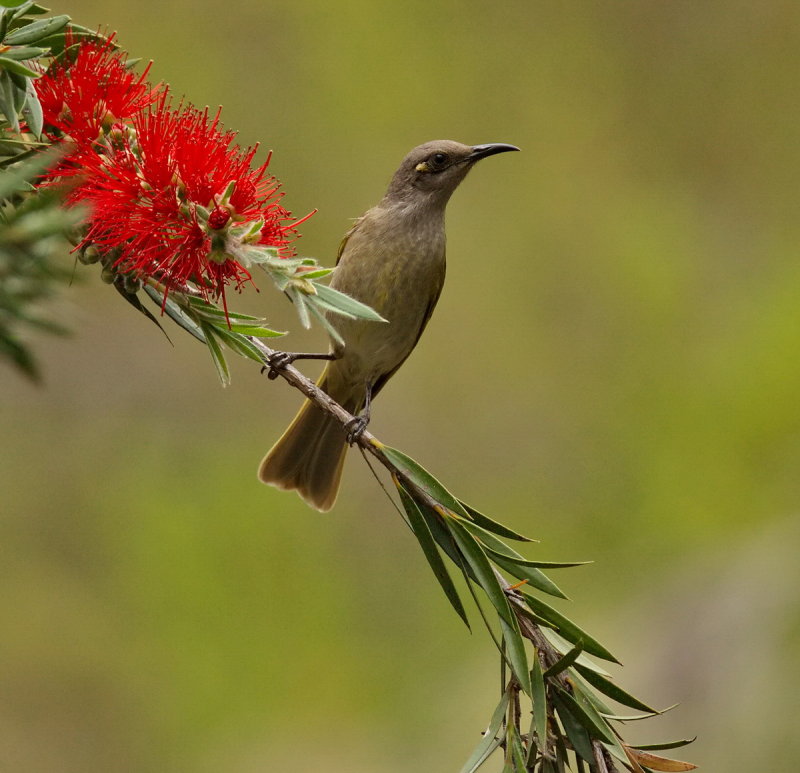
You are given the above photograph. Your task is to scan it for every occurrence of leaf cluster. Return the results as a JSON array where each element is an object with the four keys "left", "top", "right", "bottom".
[
  {"left": 384, "top": 446, "right": 696, "bottom": 773},
  {"left": 0, "top": 1, "right": 105, "bottom": 379}
]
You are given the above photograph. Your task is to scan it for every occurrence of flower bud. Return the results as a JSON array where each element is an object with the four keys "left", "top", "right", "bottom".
[
  {"left": 78, "top": 245, "right": 101, "bottom": 265},
  {"left": 208, "top": 205, "right": 231, "bottom": 230}
]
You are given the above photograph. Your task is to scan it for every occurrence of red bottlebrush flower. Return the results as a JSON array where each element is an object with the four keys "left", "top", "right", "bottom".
[
  {"left": 35, "top": 35, "right": 160, "bottom": 147},
  {"left": 35, "top": 37, "right": 307, "bottom": 304},
  {"left": 60, "top": 90, "right": 302, "bottom": 300}
]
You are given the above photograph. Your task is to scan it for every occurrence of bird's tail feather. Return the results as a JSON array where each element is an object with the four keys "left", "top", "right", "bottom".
[{"left": 258, "top": 365, "right": 361, "bottom": 512}]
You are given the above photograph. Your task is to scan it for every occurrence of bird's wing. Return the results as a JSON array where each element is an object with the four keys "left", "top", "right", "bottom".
[
  {"left": 336, "top": 216, "right": 365, "bottom": 265},
  {"left": 372, "top": 258, "right": 447, "bottom": 397}
]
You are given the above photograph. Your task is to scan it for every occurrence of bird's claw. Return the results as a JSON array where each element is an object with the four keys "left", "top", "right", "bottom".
[
  {"left": 261, "top": 351, "right": 296, "bottom": 380},
  {"left": 344, "top": 415, "right": 369, "bottom": 445}
]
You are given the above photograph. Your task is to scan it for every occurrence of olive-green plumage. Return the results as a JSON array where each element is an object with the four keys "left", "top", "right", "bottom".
[{"left": 258, "top": 140, "right": 519, "bottom": 511}]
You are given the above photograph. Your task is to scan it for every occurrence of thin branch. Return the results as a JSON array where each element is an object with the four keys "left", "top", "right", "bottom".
[{"left": 249, "top": 337, "right": 574, "bottom": 688}]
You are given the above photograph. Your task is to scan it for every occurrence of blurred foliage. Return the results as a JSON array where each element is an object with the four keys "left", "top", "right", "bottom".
[
  {"left": 2, "top": 1, "right": 800, "bottom": 772},
  {"left": 0, "top": 149, "right": 77, "bottom": 379},
  {"left": 0, "top": 1, "right": 78, "bottom": 380}
]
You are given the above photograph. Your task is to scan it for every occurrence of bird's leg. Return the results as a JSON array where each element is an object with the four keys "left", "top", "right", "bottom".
[
  {"left": 261, "top": 351, "right": 337, "bottom": 381},
  {"left": 345, "top": 382, "right": 372, "bottom": 445}
]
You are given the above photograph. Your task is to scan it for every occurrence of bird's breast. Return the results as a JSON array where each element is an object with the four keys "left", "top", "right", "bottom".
[{"left": 327, "top": 206, "right": 447, "bottom": 382}]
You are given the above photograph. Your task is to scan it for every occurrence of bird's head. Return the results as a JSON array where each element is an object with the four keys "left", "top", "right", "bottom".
[{"left": 386, "top": 140, "right": 519, "bottom": 205}]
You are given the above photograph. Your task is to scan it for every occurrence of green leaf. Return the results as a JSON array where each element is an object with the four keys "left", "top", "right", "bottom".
[
  {"left": 294, "top": 267, "right": 333, "bottom": 280},
  {"left": 21, "top": 75, "right": 41, "bottom": 136},
  {"left": 529, "top": 653, "right": 548, "bottom": 761},
  {"left": 4, "top": 14, "right": 68, "bottom": 45},
  {"left": 379, "top": 445, "right": 471, "bottom": 518},
  {"left": 553, "top": 692, "right": 595, "bottom": 763},
  {"left": 395, "top": 480, "right": 470, "bottom": 630},
  {"left": 141, "top": 284, "right": 206, "bottom": 343},
  {"left": 458, "top": 500, "right": 536, "bottom": 542},
  {"left": 0, "top": 142, "right": 60, "bottom": 197},
  {"left": 544, "top": 640, "right": 583, "bottom": 677},
  {"left": 229, "top": 324, "right": 283, "bottom": 337},
  {"left": 480, "top": 546, "right": 589, "bottom": 569},
  {"left": 416, "top": 499, "right": 472, "bottom": 575},
  {"left": 507, "top": 724, "right": 527, "bottom": 772},
  {"left": 539, "top": 628, "right": 613, "bottom": 677},
  {"left": 458, "top": 690, "right": 509, "bottom": 773},
  {"left": 457, "top": 518, "right": 527, "bottom": 559},
  {"left": 1, "top": 44, "right": 47, "bottom": 59},
  {"left": 492, "top": 553, "right": 568, "bottom": 600},
  {"left": 520, "top": 592, "right": 620, "bottom": 664},
  {"left": 446, "top": 517, "right": 515, "bottom": 626},
  {"left": 0, "top": 70, "right": 19, "bottom": 130},
  {"left": 200, "top": 323, "right": 231, "bottom": 386},
  {"left": 0, "top": 331, "right": 40, "bottom": 380},
  {"left": 632, "top": 738, "right": 697, "bottom": 752},
  {"left": 573, "top": 665, "right": 658, "bottom": 713},
  {"left": 304, "top": 297, "right": 345, "bottom": 346},
  {"left": 554, "top": 688, "right": 615, "bottom": 744},
  {"left": 499, "top": 615, "right": 531, "bottom": 695},
  {"left": 211, "top": 327, "right": 271, "bottom": 365},
  {"left": 288, "top": 286, "right": 311, "bottom": 329},
  {"left": 36, "top": 27, "right": 104, "bottom": 57},
  {"left": 312, "top": 282, "right": 387, "bottom": 322}
]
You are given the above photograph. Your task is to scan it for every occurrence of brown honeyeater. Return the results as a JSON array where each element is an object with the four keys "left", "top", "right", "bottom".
[{"left": 258, "top": 140, "right": 519, "bottom": 511}]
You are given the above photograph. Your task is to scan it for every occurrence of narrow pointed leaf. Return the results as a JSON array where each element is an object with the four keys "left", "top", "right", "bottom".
[
  {"left": 483, "top": 544, "right": 589, "bottom": 569},
  {"left": 507, "top": 724, "right": 527, "bottom": 771},
  {"left": 571, "top": 681, "right": 631, "bottom": 764},
  {"left": 417, "top": 500, "right": 471, "bottom": 574},
  {"left": 211, "top": 328, "right": 265, "bottom": 364},
  {"left": 396, "top": 480, "right": 470, "bottom": 629},
  {"left": 458, "top": 691, "right": 509, "bottom": 773},
  {"left": 380, "top": 445, "right": 471, "bottom": 518},
  {"left": 446, "top": 517, "right": 515, "bottom": 626},
  {"left": 22, "top": 76, "right": 42, "bottom": 137},
  {"left": 458, "top": 518, "right": 523, "bottom": 558},
  {"left": 313, "top": 282, "right": 387, "bottom": 322},
  {"left": 305, "top": 298, "right": 345, "bottom": 346},
  {"left": 1, "top": 45, "right": 48, "bottom": 59},
  {"left": 521, "top": 593, "right": 620, "bottom": 663},
  {"left": 0, "top": 56, "right": 38, "bottom": 77},
  {"left": 600, "top": 708, "right": 676, "bottom": 722},
  {"left": 201, "top": 324, "right": 231, "bottom": 386},
  {"left": 458, "top": 500, "right": 536, "bottom": 542},
  {"left": 621, "top": 745, "right": 649, "bottom": 773},
  {"left": 554, "top": 689, "right": 615, "bottom": 745},
  {"left": 141, "top": 284, "right": 206, "bottom": 343},
  {"left": 574, "top": 665, "right": 658, "bottom": 713},
  {"left": 543, "top": 640, "right": 583, "bottom": 677},
  {"left": 499, "top": 615, "right": 531, "bottom": 695},
  {"left": 491, "top": 553, "right": 568, "bottom": 599},
  {"left": 631, "top": 738, "right": 697, "bottom": 752},
  {"left": 539, "top": 628, "right": 613, "bottom": 676},
  {"left": 553, "top": 693, "right": 594, "bottom": 763},
  {"left": 4, "top": 14, "right": 69, "bottom": 45},
  {"left": 455, "top": 519, "right": 564, "bottom": 597},
  {"left": 625, "top": 748, "right": 697, "bottom": 771}
]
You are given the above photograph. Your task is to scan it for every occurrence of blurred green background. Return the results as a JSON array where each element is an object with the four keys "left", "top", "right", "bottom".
[{"left": 3, "top": 1, "right": 800, "bottom": 770}]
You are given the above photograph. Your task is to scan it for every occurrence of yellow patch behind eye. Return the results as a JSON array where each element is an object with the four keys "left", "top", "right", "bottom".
[{"left": 415, "top": 162, "right": 429, "bottom": 172}]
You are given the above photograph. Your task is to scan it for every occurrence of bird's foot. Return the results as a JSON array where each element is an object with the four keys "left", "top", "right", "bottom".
[
  {"left": 344, "top": 414, "right": 370, "bottom": 445},
  {"left": 261, "top": 351, "right": 336, "bottom": 380},
  {"left": 261, "top": 351, "right": 300, "bottom": 380}
]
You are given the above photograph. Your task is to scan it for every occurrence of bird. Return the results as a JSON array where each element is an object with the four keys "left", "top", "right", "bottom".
[{"left": 258, "top": 139, "right": 519, "bottom": 511}]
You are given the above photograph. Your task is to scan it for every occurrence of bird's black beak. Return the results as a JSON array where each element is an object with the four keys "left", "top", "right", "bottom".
[{"left": 468, "top": 143, "right": 520, "bottom": 162}]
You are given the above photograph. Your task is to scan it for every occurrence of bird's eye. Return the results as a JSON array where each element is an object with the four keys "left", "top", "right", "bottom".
[{"left": 430, "top": 152, "right": 449, "bottom": 168}]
